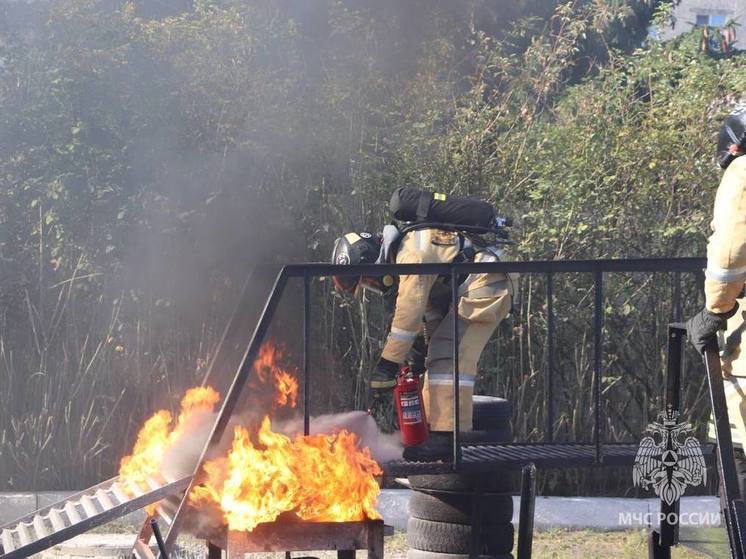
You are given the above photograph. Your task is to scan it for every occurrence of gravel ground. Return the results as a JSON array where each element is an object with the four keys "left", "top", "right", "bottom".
[{"left": 39, "top": 529, "right": 714, "bottom": 559}]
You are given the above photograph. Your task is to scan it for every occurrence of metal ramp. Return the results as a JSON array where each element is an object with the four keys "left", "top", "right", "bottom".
[{"left": 0, "top": 475, "right": 189, "bottom": 559}]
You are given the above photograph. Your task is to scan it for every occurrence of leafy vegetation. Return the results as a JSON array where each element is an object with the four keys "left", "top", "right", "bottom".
[{"left": 0, "top": 0, "right": 743, "bottom": 493}]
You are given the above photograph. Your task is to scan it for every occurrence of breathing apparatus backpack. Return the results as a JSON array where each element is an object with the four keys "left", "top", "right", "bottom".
[
  {"left": 390, "top": 187, "right": 498, "bottom": 230},
  {"left": 378, "top": 187, "right": 512, "bottom": 264}
]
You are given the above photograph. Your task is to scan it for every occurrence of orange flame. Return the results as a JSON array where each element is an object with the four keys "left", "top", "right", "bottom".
[
  {"left": 254, "top": 342, "right": 299, "bottom": 408},
  {"left": 119, "top": 341, "right": 380, "bottom": 531},
  {"left": 119, "top": 386, "right": 220, "bottom": 490},
  {"left": 189, "top": 416, "right": 382, "bottom": 531}
]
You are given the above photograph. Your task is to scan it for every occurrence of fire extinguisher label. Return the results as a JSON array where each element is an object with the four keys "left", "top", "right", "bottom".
[{"left": 400, "top": 393, "right": 422, "bottom": 424}]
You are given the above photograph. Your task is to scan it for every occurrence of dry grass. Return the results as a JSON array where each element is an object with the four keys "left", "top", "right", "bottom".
[
  {"left": 0, "top": 276, "right": 223, "bottom": 491},
  {"left": 529, "top": 529, "right": 709, "bottom": 559},
  {"left": 384, "top": 530, "right": 711, "bottom": 559}
]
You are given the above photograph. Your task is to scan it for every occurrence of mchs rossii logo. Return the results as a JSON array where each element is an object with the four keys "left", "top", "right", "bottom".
[{"left": 633, "top": 405, "right": 706, "bottom": 506}]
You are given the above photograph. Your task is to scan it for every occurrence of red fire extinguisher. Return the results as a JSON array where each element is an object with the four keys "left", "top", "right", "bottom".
[{"left": 394, "top": 366, "right": 429, "bottom": 446}]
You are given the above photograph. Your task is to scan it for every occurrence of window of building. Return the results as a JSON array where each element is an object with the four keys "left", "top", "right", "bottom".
[
  {"left": 710, "top": 14, "right": 727, "bottom": 26},
  {"left": 696, "top": 13, "right": 729, "bottom": 27}
]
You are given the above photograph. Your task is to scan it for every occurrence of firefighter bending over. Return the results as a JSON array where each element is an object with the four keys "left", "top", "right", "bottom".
[
  {"left": 331, "top": 187, "right": 517, "bottom": 460},
  {"left": 687, "top": 105, "right": 746, "bottom": 496}
]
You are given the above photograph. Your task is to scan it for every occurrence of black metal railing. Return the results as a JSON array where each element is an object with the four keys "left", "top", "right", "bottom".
[{"left": 203, "top": 257, "right": 706, "bottom": 472}]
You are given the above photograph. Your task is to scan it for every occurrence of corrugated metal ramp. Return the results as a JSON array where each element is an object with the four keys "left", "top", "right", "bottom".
[{"left": 0, "top": 475, "right": 189, "bottom": 559}]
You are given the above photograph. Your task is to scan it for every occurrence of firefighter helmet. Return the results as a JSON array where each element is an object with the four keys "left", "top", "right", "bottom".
[
  {"left": 718, "top": 105, "right": 746, "bottom": 169},
  {"left": 331, "top": 232, "right": 392, "bottom": 295}
]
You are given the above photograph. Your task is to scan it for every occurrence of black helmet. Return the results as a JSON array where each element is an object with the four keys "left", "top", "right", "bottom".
[
  {"left": 718, "top": 105, "right": 746, "bottom": 169},
  {"left": 331, "top": 232, "right": 392, "bottom": 295}
]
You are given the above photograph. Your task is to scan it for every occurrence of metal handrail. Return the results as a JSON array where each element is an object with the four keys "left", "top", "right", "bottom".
[
  {"left": 292, "top": 258, "right": 704, "bottom": 466},
  {"left": 281, "top": 257, "right": 706, "bottom": 277},
  {"left": 704, "top": 341, "right": 746, "bottom": 558},
  {"left": 201, "top": 257, "right": 706, "bottom": 475}
]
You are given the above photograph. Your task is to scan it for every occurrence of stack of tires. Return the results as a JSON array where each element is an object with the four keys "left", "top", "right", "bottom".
[{"left": 407, "top": 396, "right": 515, "bottom": 559}]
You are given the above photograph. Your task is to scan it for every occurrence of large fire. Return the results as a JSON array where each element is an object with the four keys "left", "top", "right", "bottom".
[
  {"left": 189, "top": 417, "right": 382, "bottom": 531},
  {"left": 118, "top": 341, "right": 381, "bottom": 531}
]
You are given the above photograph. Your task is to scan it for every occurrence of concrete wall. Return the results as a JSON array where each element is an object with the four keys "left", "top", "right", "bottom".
[
  {"left": 659, "top": 0, "right": 746, "bottom": 49},
  {"left": 0, "top": 491, "right": 724, "bottom": 532}
]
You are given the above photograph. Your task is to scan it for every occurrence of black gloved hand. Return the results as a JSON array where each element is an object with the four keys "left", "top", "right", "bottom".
[
  {"left": 370, "top": 357, "right": 399, "bottom": 390},
  {"left": 686, "top": 304, "right": 738, "bottom": 354},
  {"left": 367, "top": 389, "right": 398, "bottom": 433}
]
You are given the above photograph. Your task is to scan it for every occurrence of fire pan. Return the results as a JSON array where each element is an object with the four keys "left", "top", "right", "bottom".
[{"left": 208, "top": 519, "right": 384, "bottom": 559}]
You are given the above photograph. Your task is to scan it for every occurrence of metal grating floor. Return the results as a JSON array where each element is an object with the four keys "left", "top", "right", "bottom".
[{"left": 382, "top": 442, "right": 716, "bottom": 476}]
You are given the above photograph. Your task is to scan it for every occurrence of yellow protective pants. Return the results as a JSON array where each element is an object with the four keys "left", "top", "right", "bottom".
[
  {"left": 380, "top": 228, "right": 515, "bottom": 432},
  {"left": 703, "top": 156, "right": 746, "bottom": 450},
  {"left": 423, "top": 251, "right": 513, "bottom": 432}
]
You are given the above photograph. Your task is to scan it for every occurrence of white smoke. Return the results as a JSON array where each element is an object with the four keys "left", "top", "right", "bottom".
[
  {"left": 275, "top": 410, "right": 403, "bottom": 463},
  {"left": 159, "top": 407, "right": 268, "bottom": 483},
  {"left": 149, "top": 405, "right": 403, "bottom": 488},
  {"left": 160, "top": 410, "right": 219, "bottom": 482}
]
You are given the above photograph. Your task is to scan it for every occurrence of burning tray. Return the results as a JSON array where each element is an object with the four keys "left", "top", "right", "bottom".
[{"left": 208, "top": 519, "right": 384, "bottom": 559}]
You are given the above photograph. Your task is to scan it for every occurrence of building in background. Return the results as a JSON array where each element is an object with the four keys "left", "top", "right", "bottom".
[{"left": 659, "top": 0, "right": 744, "bottom": 50}]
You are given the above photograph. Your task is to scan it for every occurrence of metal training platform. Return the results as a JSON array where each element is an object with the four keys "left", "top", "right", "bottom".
[{"left": 4, "top": 256, "right": 743, "bottom": 559}]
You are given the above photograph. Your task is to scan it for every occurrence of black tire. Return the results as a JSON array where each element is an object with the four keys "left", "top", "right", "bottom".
[
  {"left": 404, "top": 426, "right": 513, "bottom": 462},
  {"left": 403, "top": 428, "right": 512, "bottom": 462},
  {"left": 461, "top": 426, "right": 512, "bottom": 444},
  {"left": 407, "top": 518, "right": 514, "bottom": 555},
  {"left": 409, "top": 490, "right": 513, "bottom": 524},
  {"left": 408, "top": 472, "right": 517, "bottom": 493},
  {"left": 407, "top": 549, "right": 513, "bottom": 559},
  {"left": 472, "top": 396, "right": 512, "bottom": 431},
  {"left": 419, "top": 427, "right": 512, "bottom": 449},
  {"left": 479, "top": 521, "right": 514, "bottom": 556}
]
